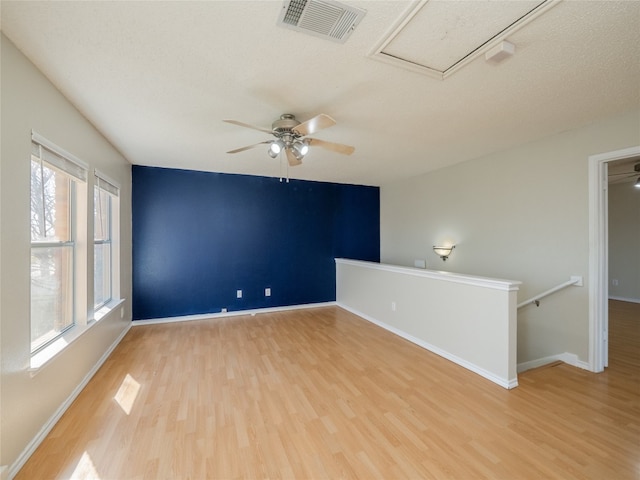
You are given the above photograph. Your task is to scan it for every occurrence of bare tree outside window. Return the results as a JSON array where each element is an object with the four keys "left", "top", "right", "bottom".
[{"left": 30, "top": 158, "right": 74, "bottom": 351}]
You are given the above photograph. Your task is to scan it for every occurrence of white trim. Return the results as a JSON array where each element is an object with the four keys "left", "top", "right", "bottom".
[
  {"left": 9, "top": 323, "right": 131, "bottom": 480},
  {"left": 94, "top": 168, "right": 120, "bottom": 189},
  {"left": 338, "top": 302, "right": 518, "bottom": 390},
  {"left": 31, "top": 130, "right": 89, "bottom": 171},
  {"left": 367, "top": 0, "right": 560, "bottom": 80},
  {"left": 608, "top": 296, "right": 640, "bottom": 304},
  {"left": 132, "top": 302, "right": 336, "bottom": 326},
  {"left": 588, "top": 146, "right": 640, "bottom": 373},
  {"left": 94, "top": 168, "right": 120, "bottom": 193},
  {"left": 518, "top": 352, "right": 591, "bottom": 373},
  {"left": 30, "top": 298, "right": 125, "bottom": 372},
  {"left": 335, "top": 258, "right": 521, "bottom": 291}
]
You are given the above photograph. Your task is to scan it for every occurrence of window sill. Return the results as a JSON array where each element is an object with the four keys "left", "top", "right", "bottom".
[
  {"left": 30, "top": 298, "right": 124, "bottom": 375},
  {"left": 94, "top": 298, "right": 124, "bottom": 321}
]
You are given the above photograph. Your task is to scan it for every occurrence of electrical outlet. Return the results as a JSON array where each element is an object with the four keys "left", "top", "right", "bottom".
[
  {"left": 612, "top": 279, "right": 619, "bottom": 286},
  {"left": 265, "top": 288, "right": 271, "bottom": 297},
  {"left": 391, "top": 301, "right": 396, "bottom": 311},
  {"left": 221, "top": 308, "right": 227, "bottom": 313},
  {"left": 236, "top": 289, "right": 242, "bottom": 298}
]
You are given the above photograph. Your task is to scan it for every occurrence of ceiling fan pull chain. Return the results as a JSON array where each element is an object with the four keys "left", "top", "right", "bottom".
[{"left": 286, "top": 153, "right": 290, "bottom": 183}]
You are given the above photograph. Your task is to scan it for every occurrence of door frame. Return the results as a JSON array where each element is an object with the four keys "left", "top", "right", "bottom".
[{"left": 588, "top": 145, "right": 640, "bottom": 372}]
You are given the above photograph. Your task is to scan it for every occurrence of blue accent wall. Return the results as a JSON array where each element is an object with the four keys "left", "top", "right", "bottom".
[{"left": 132, "top": 166, "right": 379, "bottom": 320}]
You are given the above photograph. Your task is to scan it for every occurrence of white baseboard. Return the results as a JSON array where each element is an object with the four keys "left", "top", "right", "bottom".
[
  {"left": 518, "top": 352, "right": 591, "bottom": 373},
  {"left": 337, "top": 303, "right": 518, "bottom": 390},
  {"left": 132, "top": 302, "right": 336, "bottom": 326},
  {"left": 8, "top": 323, "right": 131, "bottom": 480},
  {"left": 608, "top": 296, "right": 640, "bottom": 304}
]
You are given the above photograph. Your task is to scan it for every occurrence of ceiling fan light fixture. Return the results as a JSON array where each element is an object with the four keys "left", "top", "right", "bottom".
[
  {"left": 292, "top": 147, "right": 305, "bottom": 162},
  {"left": 269, "top": 140, "right": 285, "bottom": 155},
  {"left": 225, "top": 113, "right": 355, "bottom": 165},
  {"left": 293, "top": 139, "right": 309, "bottom": 157}
]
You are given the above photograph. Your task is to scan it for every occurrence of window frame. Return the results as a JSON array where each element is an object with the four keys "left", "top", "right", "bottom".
[
  {"left": 30, "top": 132, "right": 88, "bottom": 354},
  {"left": 93, "top": 184, "right": 112, "bottom": 310},
  {"left": 93, "top": 170, "right": 119, "bottom": 311},
  {"left": 29, "top": 132, "right": 125, "bottom": 372}
]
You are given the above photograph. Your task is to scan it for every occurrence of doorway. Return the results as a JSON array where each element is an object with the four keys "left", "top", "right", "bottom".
[{"left": 588, "top": 146, "right": 640, "bottom": 372}]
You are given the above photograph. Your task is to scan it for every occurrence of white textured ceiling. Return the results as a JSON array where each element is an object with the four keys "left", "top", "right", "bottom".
[
  {"left": 2, "top": 0, "right": 639, "bottom": 186},
  {"left": 374, "top": 0, "right": 546, "bottom": 73},
  {"left": 608, "top": 156, "right": 640, "bottom": 185}
]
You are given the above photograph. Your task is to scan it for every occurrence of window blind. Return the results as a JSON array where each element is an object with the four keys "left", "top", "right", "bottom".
[
  {"left": 31, "top": 131, "right": 88, "bottom": 182},
  {"left": 95, "top": 170, "right": 119, "bottom": 197}
]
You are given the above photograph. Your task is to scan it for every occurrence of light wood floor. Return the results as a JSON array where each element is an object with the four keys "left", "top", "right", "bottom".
[{"left": 17, "top": 301, "right": 639, "bottom": 479}]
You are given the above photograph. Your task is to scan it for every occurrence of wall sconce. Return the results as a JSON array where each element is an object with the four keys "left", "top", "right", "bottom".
[{"left": 433, "top": 245, "right": 455, "bottom": 261}]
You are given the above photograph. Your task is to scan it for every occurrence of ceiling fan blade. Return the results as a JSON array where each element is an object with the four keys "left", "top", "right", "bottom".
[
  {"left": 612, "top": 173, "right": 639, "bottom": 181},
  {"left": 223, "top": 119, "right": 274, "bottom": 135},
  {"left": 286, "top": 148, "right": 302, "bottom": 167},
  {"left": 292, "top": 114, "right": 336, "bottom": 136},
  {"left": 227, "top": 141, "right": 271, "bottom": 154},
  {"left": 308, "top": 138, "right": 355, "bottom": 155}
]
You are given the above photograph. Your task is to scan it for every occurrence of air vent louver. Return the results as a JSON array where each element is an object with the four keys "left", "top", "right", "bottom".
[{"left": 277, "top": 0, "right": 366, "bottom": 43}]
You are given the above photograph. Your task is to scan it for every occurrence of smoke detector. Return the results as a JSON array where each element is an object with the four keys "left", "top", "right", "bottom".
[{"left": 277, "top": 0, "right": 366, "bottom": 43}]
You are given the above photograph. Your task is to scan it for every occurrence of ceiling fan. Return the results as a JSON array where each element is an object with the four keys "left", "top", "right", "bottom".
[
  {"left": 609, "top": 162, "right": 640, "bottom": 188},
  {"left": 223, "top": 113, "right": 355, "bottom": 166}
]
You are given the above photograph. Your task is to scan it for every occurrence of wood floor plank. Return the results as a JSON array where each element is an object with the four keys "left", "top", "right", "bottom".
[{"left": 16, "top": 301, "right": 639, "bottom": 479}]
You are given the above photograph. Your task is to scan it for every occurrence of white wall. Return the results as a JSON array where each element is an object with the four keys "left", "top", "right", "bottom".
[
  {"left": 381, "top": 109, "right": 640, "bottom": 366},
  {"left": 609, "top": 181, "right": 640, "bottom": 302},
  {"left": 336, "top": 259, "right": 520, "bottom": 389},
  {"left": 1, "top": 35, "right": 132, "bottom": 476}
]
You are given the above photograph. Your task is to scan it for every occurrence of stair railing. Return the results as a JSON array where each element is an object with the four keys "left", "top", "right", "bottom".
[{"left": 517, "top": 276, "right": 583, "bottom": 309}]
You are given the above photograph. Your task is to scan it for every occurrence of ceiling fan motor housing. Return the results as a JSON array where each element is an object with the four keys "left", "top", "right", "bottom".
[{"left": 272, "top": 114, "right": 301, "bottom": 135}]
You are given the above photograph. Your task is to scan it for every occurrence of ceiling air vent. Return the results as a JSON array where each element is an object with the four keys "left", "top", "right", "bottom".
[{"left": 277, "top": 0, "right": 366, "bottom": 43}]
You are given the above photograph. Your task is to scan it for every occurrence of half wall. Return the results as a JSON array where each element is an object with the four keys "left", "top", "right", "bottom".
[{"left": 336, "top": 259, "right": 521, "bottom": 388}]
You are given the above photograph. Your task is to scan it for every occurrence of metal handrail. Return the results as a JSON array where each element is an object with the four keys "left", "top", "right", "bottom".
[{"left": 517, "top": 276, "right": 583, "bottom": 309}]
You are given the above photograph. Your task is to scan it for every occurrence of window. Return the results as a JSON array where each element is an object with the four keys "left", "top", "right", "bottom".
[
  {"left": 30, "top": 134, "right": 87, "bottom": 353},
  {"left": 94, "top": 172, "right": 119, "bottom": 310},
  {"left": 29, "top": 133, "right": 123, "bottom": 367}
]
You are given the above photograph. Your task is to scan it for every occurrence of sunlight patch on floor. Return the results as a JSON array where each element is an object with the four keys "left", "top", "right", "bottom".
[
  {"left": 70, "top": 451, "right": 100, "bottom": 480},
  {"left": 114, "top": 373, "right": 141, "bottom": 415}
]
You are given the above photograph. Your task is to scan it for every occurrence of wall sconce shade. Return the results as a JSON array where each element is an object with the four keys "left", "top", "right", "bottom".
[{"left": 433, "top": 245, "right": 455, "bottom": 261}]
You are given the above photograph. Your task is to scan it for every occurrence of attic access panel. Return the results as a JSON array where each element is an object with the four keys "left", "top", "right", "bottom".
[
  {"left": 277, "top": 0, "right": 366, "bottom": 43},
  {"left": 370, "top": 0, "right": 558, "bottom": 80}
]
